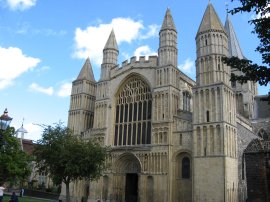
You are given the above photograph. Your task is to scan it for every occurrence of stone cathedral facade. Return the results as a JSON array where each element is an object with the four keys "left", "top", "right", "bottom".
[{"left": 60, "top": 3, "right": 266, "bottom": 202}]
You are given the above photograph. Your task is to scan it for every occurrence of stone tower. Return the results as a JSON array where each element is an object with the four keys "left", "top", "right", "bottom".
[
  {"left": 192, "top": 3, "right": 238, "bottom": 201},
  {"left": 155, "top": 8, "right": 179, "bottom": 124},
  {"left": 158, "top": 8, "right": 177, "bottom": 67},
  {"left": 68, "top": 58, "right": 96, "bottom": 136},
  {"left": 224, "top": 14, "right": 257, "bottom": 118},
  {"left": 100, "top": 29, "right": 118, "bottom": 81}
]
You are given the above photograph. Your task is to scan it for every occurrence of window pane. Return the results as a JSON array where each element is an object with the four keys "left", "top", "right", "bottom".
[
  {"left": 124, "top": 104, "right": 128, "bottom": 122},
  {"left": 128, "top": 124, "right": 132, "bottom": 145},
  {"left": 148, "top": 101, "right": 152, "bottom": 119},
  {"left": 114, "top": 125, "right": 118, "bottom": 146},
  {"left": 147, "top": 121, "right": 151, "bottom": 144},
  {"left": 133, "top": 102, "right": 137, "bottom": 121},
  {"left": 129, "top": 103, "right": 133, "bottom": 122},
  {"left": 138, "top": 102, "right": 142, "bottom": 121},
  {"left": 137, "top": 123, "right": 141, "bottom": 144},
  {"left": 118, "top": 125, "right": 122, "bottom": 145},
  {"left": 143, "top": 101, "right": 147, "bottom": 120},
  {"left": 142, "top": 122, "right": 147, "bottom": 144},
  {"left": 123, "top": 124, "right": 127, "bottom": 145},
  {"left": 120, "top": 105, "right": 124, "bottom": 123},
  {"left": 182, "top": 157, "right": 190, "bottom": 179},
  {"left": 132, "top": 123, "right": 137, "bottom": 145},
  {"left": 116, "top": 105, "right": 119, "bottom": 123}
]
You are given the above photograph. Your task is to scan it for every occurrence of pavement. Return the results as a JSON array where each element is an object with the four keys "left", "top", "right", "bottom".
[{"left": 4, "top": 192, "right": 58, "bottom": 202}]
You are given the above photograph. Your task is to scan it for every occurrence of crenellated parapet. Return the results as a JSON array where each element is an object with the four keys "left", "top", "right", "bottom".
[
  {"left": 82, "top": 127, "right": 106, "bottom": 145},
  {"left": 110, "top": 56, "right": 158, "bottom": 78}
]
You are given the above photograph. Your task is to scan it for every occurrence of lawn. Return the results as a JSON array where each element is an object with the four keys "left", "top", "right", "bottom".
[{"left": 3, "top": 195, "right": 52, "bottom": 202}]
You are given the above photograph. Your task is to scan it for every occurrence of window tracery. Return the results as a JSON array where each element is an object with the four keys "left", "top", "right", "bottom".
[{"left": 114, "top": 77, "right": 152, "bottom": 146}]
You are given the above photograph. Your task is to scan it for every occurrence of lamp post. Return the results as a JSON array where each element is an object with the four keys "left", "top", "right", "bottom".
[{"left": 0, "top": 108, "right": 13, "bottom": 147}]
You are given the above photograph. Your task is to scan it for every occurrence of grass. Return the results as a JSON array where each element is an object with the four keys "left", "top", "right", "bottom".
[{"left": 3, "top": 195, "right": 52, "bottom": 202}]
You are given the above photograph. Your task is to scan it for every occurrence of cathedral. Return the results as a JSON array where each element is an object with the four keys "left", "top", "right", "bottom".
[{"left": 60, "top": 2, "right": 270, "bottom": 202}]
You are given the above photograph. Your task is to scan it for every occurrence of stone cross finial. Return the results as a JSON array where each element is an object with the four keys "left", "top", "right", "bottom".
[{"left": 225, "top": 2, "right": 229, "bottom": 13}]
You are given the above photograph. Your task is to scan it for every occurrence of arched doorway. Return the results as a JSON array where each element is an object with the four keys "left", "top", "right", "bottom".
[
  {"left": 173, "top": 152, "right": 192, "bottom": 202},
  {"left": 125, "top": 173, "right": 138, "bottom": 202},
  {"left": 114, "top": 153, "right": 142, "bottom": 202},
  {"left": 244, "top": 139, "right": 270, "bottom": 201}
]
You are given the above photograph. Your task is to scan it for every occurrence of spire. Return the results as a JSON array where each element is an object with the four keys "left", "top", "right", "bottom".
[
  {"left": 224, "top": 15, "right": 244, "bottom": 59},
  {"left": 197, "top": 3, "right": 226, "bottom": 35},
  {"left": 161, "top": 8, "right": 176, "bottom": 31},
  {"left": 104, "top": 29, "right": 118, "bottom": 51},
  {"left": 77, "top": 57, "right": 95, "bottom": 82}
]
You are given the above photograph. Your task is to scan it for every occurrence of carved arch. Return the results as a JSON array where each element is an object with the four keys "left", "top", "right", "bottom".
[{"left": 114, "top": 152, "right": 142, "bottom": 174}]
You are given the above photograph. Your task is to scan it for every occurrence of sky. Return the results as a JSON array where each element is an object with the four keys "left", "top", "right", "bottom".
[{"left": 0, "top": 0, "right": 269, "bottom": 141}]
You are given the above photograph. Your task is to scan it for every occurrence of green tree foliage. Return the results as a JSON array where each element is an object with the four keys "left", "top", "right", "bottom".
[
  {"left": 223, "top": 0, "right": 270, "bottom": 89},
  {"left": 33, "top": 123, "right": 108, "bottom": 202},
  {"left": 0, "top": 127, "right": 32, "bottom": 185}
]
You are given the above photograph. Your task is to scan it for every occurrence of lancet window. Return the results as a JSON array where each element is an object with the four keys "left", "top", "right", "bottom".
[
  {"left": 114, "top": 77, "right": 152, "bottom": 146},
  {"left": 183, "top": 91, "right": 191, "bottom": 111}
]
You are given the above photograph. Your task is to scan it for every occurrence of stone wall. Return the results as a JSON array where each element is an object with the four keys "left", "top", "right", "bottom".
[
  {"left": 245, "top": 152, "right": 269, "bottom": 202},
  {"left": 237, "top": 121, "right": 257, "bottom": 202}
]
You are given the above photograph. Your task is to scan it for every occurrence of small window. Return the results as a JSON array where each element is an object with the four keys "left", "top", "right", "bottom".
[
  {"left": 231, "top": 81, "right": 236, "bottom": 88},
  {"left": 206, "top": 110, "right": 210, "bottom": 122},
  {"left": 205, "top": 39, "right": 208, "bottom": 46}
]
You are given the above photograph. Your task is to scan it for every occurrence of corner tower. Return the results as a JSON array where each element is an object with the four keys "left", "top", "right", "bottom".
[
  {"left": 224, "top": 14, "right": 257, "bottom": 118},
  {"left": 193, "top": 3, "right": 238, "bottom": 201},
  {"left": 158, "top": 8, "right": 177, "bottom": 67},
  {"left": 68, "top": 58, "right": 96, "bottom": 136},
  {"left": 100, "top": 29, "right": 118, "bottom": 81}
]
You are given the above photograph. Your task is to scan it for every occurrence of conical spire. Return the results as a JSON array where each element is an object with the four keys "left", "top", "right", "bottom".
[
  {"left": 197, "top": 3, "right": 226, "bottom": 35},
  {"left": 104, "top": 29, "right": 118, "bottom": 51},
  {"left": 77, "top": 57, "right": 95, "bottom": 82},
  {"left": 161, "top": 8, "right": 176, "bottom": 31},
  {"left": 224, "top": 14, "right": 244, "bottom": 59}
]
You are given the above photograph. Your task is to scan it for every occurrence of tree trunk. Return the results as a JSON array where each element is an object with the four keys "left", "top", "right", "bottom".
[{"left": 66, "top": 182, "right": 70, "bottom": 202}]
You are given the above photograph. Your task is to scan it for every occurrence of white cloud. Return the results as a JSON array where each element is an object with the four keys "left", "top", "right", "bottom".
[
  {"left": 6, "top": 0, "right": 36, "bottom": 11},
  {"left": 29, "top": 83, "right": 54, "bottom": 95},
  {"left": 178, "top": 58, "right": 195, "bottom": 74},
  {"left": 23, "top": 123, "right": 43, "bottom": 141},
  {"left": 0, "top": 46, "right": 40, "bottom": 89},
  {"left": 74, "top": 17, "right": 145, "bottom": 66},
  {"left": 140, "top": 24, "right": 159, "bottom": 39},
  {"left": 134, "top": 45, "right": 157, "bottom": 59},
  {"left": 252, "top": 4, "right": 270, "bottom": 19},
  {"left": 57, "top": 82, "right": 72, "bottom": 97}
]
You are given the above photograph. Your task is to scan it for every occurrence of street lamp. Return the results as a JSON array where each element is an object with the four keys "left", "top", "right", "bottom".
[{"left": 0, "top": 108, "right": 13, "bottom": 146}]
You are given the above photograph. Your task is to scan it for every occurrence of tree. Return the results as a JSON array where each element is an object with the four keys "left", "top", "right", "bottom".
[
  {"left": 223, "top": 0, "right": 270, "bottom": 95},
  {"left": 0, "top": 127, "right": 32, "bottom": 185},
  {"left": 33, "top": 123, "right": 108, "bottom": 202}
]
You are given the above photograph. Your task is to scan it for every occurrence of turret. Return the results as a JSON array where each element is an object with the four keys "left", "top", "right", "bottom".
[
  {"left": 224, "top": 14, "right": 257, "bottom": 118},
  {"left": 158, "top": 8, "right": 178, "bottom": 67},
  {"left": 100, "top": 29, "right": 119, "bottom": 81},
  {"left": 196, "top": 3, "right": 230, "bottom": 86},
  {"left": 68, "top": 58, "right": 96, "bottom": 136},
  {"left": 193, "top": 3, "right": 238, "bottom": 201}
]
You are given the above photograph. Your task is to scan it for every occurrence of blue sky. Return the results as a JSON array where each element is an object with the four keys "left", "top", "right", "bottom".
[{"left": 0, "top": 0, "right": 268, "bottom": 141}]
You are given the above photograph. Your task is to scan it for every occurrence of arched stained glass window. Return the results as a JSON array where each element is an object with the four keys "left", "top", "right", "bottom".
[{"left": 114, "top": 77, "right": 152, "bottom": 146}]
